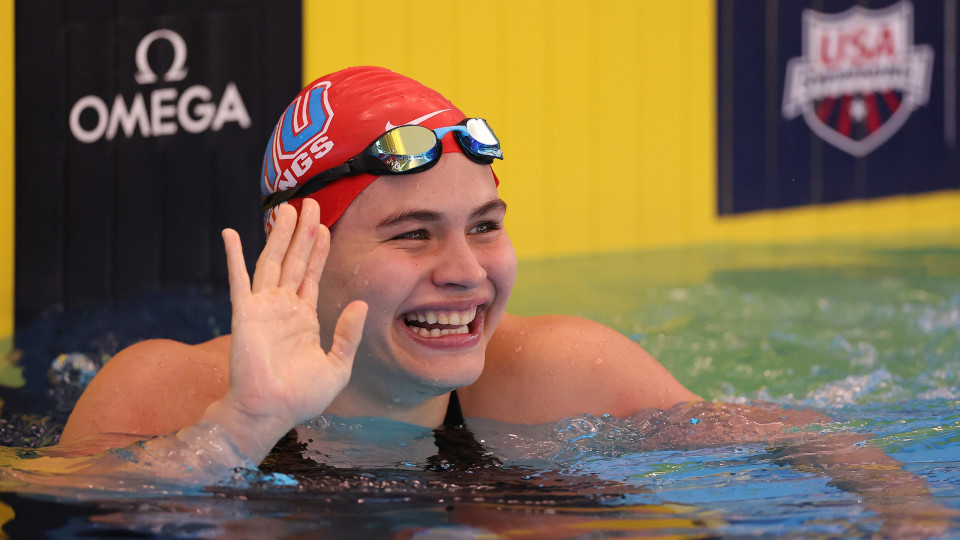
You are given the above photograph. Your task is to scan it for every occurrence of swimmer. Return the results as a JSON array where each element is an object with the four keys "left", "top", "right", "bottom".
[
  {"left": 61, "top": 66, "right": 702, "bottom": 463},
  {"left": 48, "top": 67, "right": 956, "bottom": 535}
]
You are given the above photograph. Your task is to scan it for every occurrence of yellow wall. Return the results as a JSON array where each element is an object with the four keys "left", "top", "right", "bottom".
[
  {"left": 1, "top": 0, "right": 13, "bottom": 347},
  {"left": 305, "top": 0, "right": 960, "bottom": 259},
  {"left": 305, "top": 0, "right": 716, "bottom": 259}
]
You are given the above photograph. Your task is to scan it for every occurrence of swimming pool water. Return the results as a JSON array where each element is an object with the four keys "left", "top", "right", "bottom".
[{"left": 0, "top": 240, "right": 957, "bottom": 538}]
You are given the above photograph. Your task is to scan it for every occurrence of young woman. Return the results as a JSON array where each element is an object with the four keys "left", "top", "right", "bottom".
[
  {"left": 60, "top": 66, "right": 700, "bottom": 464},
  {"left": 47, "top": 67, "right": 954, "bottom": 536}
]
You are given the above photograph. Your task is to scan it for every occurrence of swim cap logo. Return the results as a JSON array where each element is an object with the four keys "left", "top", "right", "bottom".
[
  {"left": 782, "top": 1, "right": 933, "bottom": 157},
  {"left": 68, "top": 29, "right": 251, "bottom": 143},
  {"left": 261, "top": 80, "right": 336, "bottom": 196},
  {"left": 261, "top": 79, "right": 336, "bottom": 235}
]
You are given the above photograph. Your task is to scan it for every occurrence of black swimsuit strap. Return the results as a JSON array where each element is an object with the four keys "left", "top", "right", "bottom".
[
  {"left": 428, "top": 390, "right": 501, "bottom": 472},
  {"left": 262, "top": 390, "right": 498, "bottom": 474},
  {"left": 442, "top": 389, "right": 466, "bottom": 428}
]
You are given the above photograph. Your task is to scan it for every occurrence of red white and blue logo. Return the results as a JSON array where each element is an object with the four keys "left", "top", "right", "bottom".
[
  {"left": 782, "top": 1, "right": 933, "bottom": 157},
  {"left": 261, "top": 80, "right": 335, "bottom": 196}
]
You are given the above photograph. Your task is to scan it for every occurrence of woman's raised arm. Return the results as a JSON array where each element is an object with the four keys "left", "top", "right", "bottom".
[{"left": 56, "top": 199, "right": 366, "bottom": 477}]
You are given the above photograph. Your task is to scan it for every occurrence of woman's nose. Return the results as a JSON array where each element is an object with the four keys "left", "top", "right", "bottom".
[{"left": 431, "top": 236, "right": 486, "bottom": 289}]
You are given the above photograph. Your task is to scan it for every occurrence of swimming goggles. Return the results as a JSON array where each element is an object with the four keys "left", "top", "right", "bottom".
[{"left": 261, "top": 118, "right": 503, "bottom": 211}]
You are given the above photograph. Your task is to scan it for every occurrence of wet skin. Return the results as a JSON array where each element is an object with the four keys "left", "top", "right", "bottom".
[
  {"left": 60, "top": 153, "right": 700, "bottom": 447},
  {"left": 316, "top": 153, "right": 517, "bottom": 425}
]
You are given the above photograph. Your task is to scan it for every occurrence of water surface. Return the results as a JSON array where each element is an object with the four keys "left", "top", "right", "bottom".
[{"left": 0, "top": 240, "right": 957, "bottom": 538}]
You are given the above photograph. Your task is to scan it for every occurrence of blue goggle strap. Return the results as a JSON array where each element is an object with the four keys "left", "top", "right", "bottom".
[{"left": 433, "top": 123, "right": 503, "bottom": 162}]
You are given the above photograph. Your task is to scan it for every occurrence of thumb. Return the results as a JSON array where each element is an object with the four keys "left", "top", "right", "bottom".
[{"left": 327, "top": 300, "right": 368, "bottom": 369}]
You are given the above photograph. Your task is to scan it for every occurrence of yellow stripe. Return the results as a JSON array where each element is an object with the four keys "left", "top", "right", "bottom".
[
  {"left": 708, "top": 189, "right": 960, "bottom": 245},
  {"left": 0, "top": 498, "right": 13, "bottom": 539},
  {"left": 0, "top": 0, "right": 14, "bottom": 348}
]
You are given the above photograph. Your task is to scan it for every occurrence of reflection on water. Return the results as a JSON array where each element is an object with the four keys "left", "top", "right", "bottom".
[{"left": 0, "top": 242, "right": 957, "bottom": 537}]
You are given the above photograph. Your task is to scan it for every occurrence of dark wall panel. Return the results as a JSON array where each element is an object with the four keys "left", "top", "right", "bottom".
[{"left": 15, "top": 0, "right": 302, "bottom": 327}]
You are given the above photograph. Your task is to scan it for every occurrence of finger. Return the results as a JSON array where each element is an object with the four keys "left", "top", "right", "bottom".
[
  {"left": 326, "top": 300, "right": 368, "bottom": 371},
  {"left": 222, "top": 228, "right": 251, "bottom": 306},
  {"left": 298, "top": 224, "right": 330, "bottom": 309},
  {"left": 278, "top": 198, "right": 320, "bottom": 292},
  {"left": 252, "top": 203, "right": 297, "bottom": 293}
]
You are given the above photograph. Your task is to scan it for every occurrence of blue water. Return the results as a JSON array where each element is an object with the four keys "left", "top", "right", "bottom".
[{"left": 0, "top": 241, "right": 958, "bottom": 538}]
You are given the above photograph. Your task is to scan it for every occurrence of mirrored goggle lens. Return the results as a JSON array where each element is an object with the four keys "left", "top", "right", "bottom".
[
  {"left": 371, "top": 126, "right": 440, "bottom": 173},
  {"left": 465, "top": 118, "right": 499, "bottom": 146},
  {"left": 460, "top": 118, "right": 503, "bottom": 159}
]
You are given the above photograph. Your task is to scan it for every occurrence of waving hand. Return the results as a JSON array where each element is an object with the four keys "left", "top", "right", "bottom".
[{"left": 202, "top": 199, "right": 367, "bottom": 462}]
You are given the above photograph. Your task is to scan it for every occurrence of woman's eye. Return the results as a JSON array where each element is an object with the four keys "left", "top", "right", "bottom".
[
  {"left": 393, "top": 229, "right": 429, "bottom": 241},
  {"left": 470, "top": 221, "right": 501, "bottom": 235}
]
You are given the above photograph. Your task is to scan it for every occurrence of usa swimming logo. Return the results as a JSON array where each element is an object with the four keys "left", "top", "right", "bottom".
[
  {"left": 782, "top": 1, "right": 933, "bottom": 157},
  {"left": 261, "top": 80, "right": 336, "bottom": 233}
]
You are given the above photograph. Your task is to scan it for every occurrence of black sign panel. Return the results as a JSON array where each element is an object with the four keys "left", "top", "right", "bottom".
[
  {"left": 718, "top": 0, "right": 959, "bottom": 215},
  {"left": 14, "top": 0, "right": 301, "bottom": 327}
]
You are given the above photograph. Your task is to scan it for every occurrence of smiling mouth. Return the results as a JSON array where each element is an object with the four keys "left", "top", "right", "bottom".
[{"left": 403, "top": 306, "right": 479, "bottom": 337}]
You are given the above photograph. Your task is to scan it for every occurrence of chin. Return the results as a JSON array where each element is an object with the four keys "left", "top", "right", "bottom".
[{"left": 404, "top": 349, "right": 487, "bottom": 392}]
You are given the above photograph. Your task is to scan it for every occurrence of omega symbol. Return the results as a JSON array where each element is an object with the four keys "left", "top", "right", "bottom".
[
  {"left": 68, "top": 27, "right": 251, "bottom": 143},
  {"left": 134, "top": 29, "right": 189, "bottom": 84}
]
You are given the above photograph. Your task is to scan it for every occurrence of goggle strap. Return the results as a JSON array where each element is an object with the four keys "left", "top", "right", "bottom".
[
  {"left": 431, "top": 125, "right": 462, "bottom": 140},
  {"left": 261, "top": 162, "right": 354, "bottom": 211}
]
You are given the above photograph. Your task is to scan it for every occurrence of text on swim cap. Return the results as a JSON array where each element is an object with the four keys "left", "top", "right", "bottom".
[{"left": 278, "top": 137, "right": 336, "bottom": 190}]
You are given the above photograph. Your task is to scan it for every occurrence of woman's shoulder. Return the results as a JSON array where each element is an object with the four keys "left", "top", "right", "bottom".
[
  {"left": 99, "top": 335, "right": 233, "bottom": 383},
  {"left": 59, "top": 335, "right": 233, "bottom": 444},
  {"left": 482, "top": 312, "right": 648, "bottom": 375},
  {"left": 458, "top": 314, "right": 700, "bottom": 425},
  {"left": 121, "top": 334, "right": 232, "bottom": 356}
]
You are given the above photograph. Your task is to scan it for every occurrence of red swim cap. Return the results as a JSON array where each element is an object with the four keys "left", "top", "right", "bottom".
[{"left": 260, "top": 66, "right": 482, "bottom": 234}]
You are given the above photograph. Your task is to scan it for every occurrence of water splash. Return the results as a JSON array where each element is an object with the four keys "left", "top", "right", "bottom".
[
  {"left": 803, "top": 368, "right": 899, "bottom": 408},
  {"left": 48, "top": 353, "right": 99, "bottom": 389},
  {"left": 917, "top": 294, "right": 960, "bottom": 333}
]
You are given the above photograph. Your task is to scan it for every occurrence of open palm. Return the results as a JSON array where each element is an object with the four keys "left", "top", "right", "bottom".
[{"left": 211, "top": 200, "right": 366, "bottom": 458}]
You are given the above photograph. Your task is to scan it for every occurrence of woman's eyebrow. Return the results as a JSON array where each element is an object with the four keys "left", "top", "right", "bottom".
[
  {"left": 377, "top": 199, "right": 507, "bottom": 229},
  {"left": 376, "top": 210, "right": 442, "bottom": 229},
  {"left": 470, "top": 199, "right": 507, "bottom": 219}
]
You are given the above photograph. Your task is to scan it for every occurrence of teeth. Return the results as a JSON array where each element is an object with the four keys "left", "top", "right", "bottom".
[
  {"left": 415, "top": 326, "right": 469, "bottom": 337},
  {"left": 405, "top": 307, "right": 478, "bottom": 337},
  {"left": 404, "top": 307, "right": 478, "bottom": 331}
]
